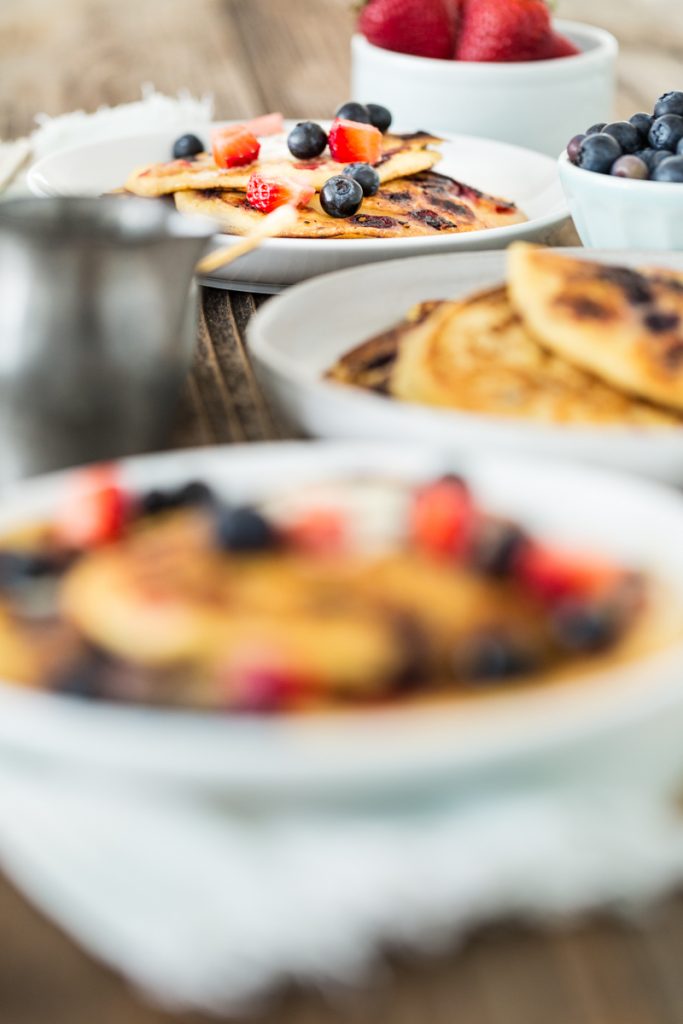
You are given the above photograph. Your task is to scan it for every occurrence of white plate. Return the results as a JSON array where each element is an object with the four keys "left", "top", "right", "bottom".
[
  {"left": 3, "top": 441, "right": 683, "bottom": 799},
  {"left": 249, "top": 249, "right": 683, "bottom": 483},
  {"left": 27, "top": 122, "right": 568, "bottom": 289}
]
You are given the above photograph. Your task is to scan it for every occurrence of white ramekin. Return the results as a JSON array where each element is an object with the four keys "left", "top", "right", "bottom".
[
  {"left": 351, "top": 21, "right": 617, "bottom": 158},
  {"left": 558, "top": 154, "right": 683, "bottom": 250}
]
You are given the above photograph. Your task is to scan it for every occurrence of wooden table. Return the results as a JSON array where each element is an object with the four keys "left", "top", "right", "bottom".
[{"left": 3, "top": 2, "right": 683, "bottom": 1021}]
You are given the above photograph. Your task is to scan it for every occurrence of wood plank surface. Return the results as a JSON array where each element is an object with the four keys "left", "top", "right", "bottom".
[{"left": 1, "top": 1, "right": 683, "bottom": 1022}]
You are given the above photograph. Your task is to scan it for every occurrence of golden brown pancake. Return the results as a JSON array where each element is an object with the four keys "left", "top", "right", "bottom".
[
  {"left": 175, "top": 171, "right": 526, "bottom": 239},
  {"left": 125, "top": 131, "right": 443, "bottom": 197},
  {"left": 508, "top": 244, "right": 683, "bottom": 414},
  {"left": 329, "top": 287, "right": 682, "bottom": 426}
]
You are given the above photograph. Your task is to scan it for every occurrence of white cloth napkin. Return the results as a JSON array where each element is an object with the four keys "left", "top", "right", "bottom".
[{"left": 2, "top": 739, "right": 683, "bottom": 1017}]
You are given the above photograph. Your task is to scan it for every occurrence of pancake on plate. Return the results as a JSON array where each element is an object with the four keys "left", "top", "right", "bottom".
[
  {"left": 125, "top": 131, "right": 443, "bottom": 197},
  {"left": 176, "top": 171, "right": 526, "bottom": 239},
  {"left": 0, "top": 471, "right": 659, "bottom": 711},
  {"left": 328, "top": 247, "right": 683, "bottom": 428},
  {"left": 508, "top": 244, "right": 683, "bottom": 413}
]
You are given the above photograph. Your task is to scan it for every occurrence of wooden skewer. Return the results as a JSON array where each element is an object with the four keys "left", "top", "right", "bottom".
[
  {"left": 195, "top": 204, "right": 299, "bottom": 275},
  {"left": 0, "top": 137, "right": 31, "bottom": 194}
]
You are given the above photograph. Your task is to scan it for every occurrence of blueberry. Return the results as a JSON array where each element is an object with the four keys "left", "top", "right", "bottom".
[
  {"left": 172, "top": 133, "right": 204, "bottom": 159},
  {"left": 610, "top": 155, "right": 649, "bottom": 179},
  {"left": 287, "top": 121, "right": 328, "bottom": 160},
  {"left": 576, "top": 133, "right": 622, "bottom": 174},
  {"left": 586, "top": 122, "right": 607, "bottom": 135},
  {"left": 567, "top": 133, "right": 586, "bottom": 164},
  {"left": 0, "top": 551, "right": 61, "bottom": 586},
  {"left": 602, "top": 121, "right": 641, "bottom": 154},
  {"left": 635, "top": 147, "right": 658, "bottom": 169},
  {"left": 140, "top": 480, "right": 214, "bottom": 517},
  {"left": 552, "top": 601, "right": 618, "bottom": 652},
  {"left": 470, "top": 519, "right": 528, "bottom": 577},
  {"left": 678, "top": 138, "right": 683, "bottom": 156},
  {"left": 460, "top": 632, "right": 536, "bottom": 684},
  {"left": 343, "top": 162, "right": 380, "bottom": 196},
  {"left": 320, "top": 175, "right": 364, "bottom": 218},
  {"left": 653, "top": 156, "right": 683, "bottom": 183},
  {"left": 654, "top": 91, "right": 683, "bottom": 119},
  {"left": 217, "top": 506, "right": 277, "bottom": 552},
  {"left": 629, "top": 112, "right": 653, "bottom": 140},
  {"left": 334, "top": 102, "right": 371, "bottom": 124},
  {"left": 648, "top": 114, "right": 683, "bottom": 152},
  {"left": 366, "top": 103, "right": 392, "bottom": 133},
  {"left": 50, "top": 649, "right": 109, "bottom": 699}
]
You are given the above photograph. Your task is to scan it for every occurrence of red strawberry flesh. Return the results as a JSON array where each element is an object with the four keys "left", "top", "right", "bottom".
[{"left": 328, "top": 119, "right": 383, "bottom": 165}]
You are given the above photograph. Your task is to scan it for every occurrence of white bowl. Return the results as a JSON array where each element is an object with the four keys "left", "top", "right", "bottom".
[
  {"left": 559, "top": 153, "right": 683, "bottom": 250},
  {"left": 351, "top": 21, "right": 617, "bottom": 158}
]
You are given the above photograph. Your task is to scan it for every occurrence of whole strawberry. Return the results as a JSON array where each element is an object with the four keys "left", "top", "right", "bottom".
[
  {"left": 358, "top": 0, "right": 458, "bottom": 61},
  {"left": 455, "top": 0, "right": 553, "bottom": 62}
]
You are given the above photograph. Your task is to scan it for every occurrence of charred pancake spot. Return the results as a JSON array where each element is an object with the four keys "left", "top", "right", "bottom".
[
  {"left": 650, "top": 275, "right": 683, "bottom": 295},
  {"left": 555, "top": 295, "right": 615, "bottom": 321},
  {"left": 349, "top": 214, "right": 400, "bottom": 229},
  {"left": 364, "top": 351, "right": 397, "bottom": 371},
  {"left": 595, "top": 266, "right": 653, "bottom": 305},
  {"left": 411, "top": 209, "right": 455, "bottom": 231},
  {"left": 645, "top": 311, "right": 680, "bottom": 333},
  {"left": 383, "top": 190, "right": 412, "bottom": 202},
  {"left": 433, "top": 198, "right": 475, "bottom": 220}
]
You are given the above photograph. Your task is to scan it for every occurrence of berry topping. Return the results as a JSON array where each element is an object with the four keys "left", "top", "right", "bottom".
[
  {"left": 227, "top": 662, "right": 303, "bottom": 713},
  {"left": 458, "top": 631, "right": 536, "bottom": 683},
  {"left": 455, "top": 0, "right": 553, "bottom": 63},
  {"left": 284, "top": 508, "right": 348, "bottom": 555},
  {"left": 516, "top": 543, "right": 621, "bottom": 605},
  {"left": 55, "top": 466, "right": 128, "bottom": 549},
  {"left": 654, "top": 91, "right": 683, "bottom": 119},
  {"left": 611, "top": 155, "right": 649, "bottom": 180},
  {"left": 211, "top": 126, "right": 260, "bottom": 169},
  {"left": 567, "top": 134, "right": 586, "bottom": 164},
  {"left": 586, "top": 123, "right": 607, "bottom": 136},
  {"left": 469, "top": 518, "right": 528, "bottom": 577},
  {"left": 334, "top": 102, "right": 371, "bottom": 124},
  {"left": 551, "top": 600, "right": 620, "bottom": 653},
  {"left": 540, "top": 31, "right": 580, "bottom": 59},
  {"left": 410, "top": 475, "right": 475, "bottom": 559},
  {"left": 217, "top": 506, "right": 278, "bottom": 553},
  {"left": 602, "top": 121, "right": 641, "bottom": 154},
  {"left": 648, "top": 114, "right": 683, "bottom": 152},
  {"left": 629, "top": 112, "right": 653, "bottom": 141},
  {"left": 287, "top": 121, "right": 328, "bottom": 160},
  {"left": 575, "top": 133, "right": 622, "bottom": 174},
  {"left": 358, "top": 0, "right": 457, "bottom": 60},
  {"left": 172, "top": 133, "right": 204, "bottom": 159},
  {"left": 328, "top": 118, "right": 383, "bottom": 165},
  {"left": 343, "top": 162, "right": 381, "bottom": 196},
  {"left": 140, "top": 480, "right": 215, "bottom": 517},
  {"left": 652, "top": 156, "right": 683, "bottom": 183},
  {"left": 366, "top": 103, "right": 393, "bottom": 133},
  {"left": 320, "top": 175, "right": 364, "bottom": 218},
  {"left": 246, "top": 172, "right": 314, "bottom": 213}
]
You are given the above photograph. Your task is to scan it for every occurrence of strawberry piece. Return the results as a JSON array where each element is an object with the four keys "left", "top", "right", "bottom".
[
  {"left": 246, "top": 172, "right": 314, "bottom": 213},
  {"left": 539, "top": 31, "right": 581, "bottom": 59},
  {"left": 516, "top": 543, "right": 623, "bottom": 605},
  {"left": 211, "top": 126, "right": 260, "bottom": 169},
  {"left": 243, "top": 112, "right": 285, "bottom": 136},
  {"left": 284, "top": 508, "right": 348, "bottom": 555},
  {"left": 410, "top": 476, "right": 476, "bottom": 559},
  {"left": 358, "top": 0, "right": 458, "bottom": 60},
  {"left": 54, "top": 465, "right": 128, "bottom": 549},
  {"left": 328, "top": 119, "right": 383, "bottom": 165},
  {"left": 455, "top": 0, "right": 552, "bottom": 62}
]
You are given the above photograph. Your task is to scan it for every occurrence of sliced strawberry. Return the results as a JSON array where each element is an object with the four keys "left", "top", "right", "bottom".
[
  {"left": 283, "top": 508, "right": 348, "bottom": 555},
  {"left": 246, "top": 172, "right": 314, "bottom": 213},
  {"left": 516, "top": 543, "right": 623, "bottom": 605},
  {"left": 410, "top": 476, "right": 476, "bottom": 559},
  {"left": 539, "top": 31, "right": 581, "bottom": 59},
  {"left": 211, "top": 126, "right": 260, "bottom": 169},
  {"left": 243, "top": 112, "right": 285, "bottom": 136},
  {"left": 328, "top": 119, "right": 383, "bottom": 165},
  {"left": 54, "top": 465, "right": 128, "bottom": 549}
]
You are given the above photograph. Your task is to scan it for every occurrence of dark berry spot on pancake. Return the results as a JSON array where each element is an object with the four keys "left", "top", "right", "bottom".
[
  {"left": 433, "top": 198, "right": 474, "bottom": 220},
  {"left": 644, "top": 311, "right": 680, "bottom": 333},
  {"left": 410, "top": 209, "right": 454, "bottom": 231},
  {"left": 555, "top": 295, "right": 615, "bottom": 320},
  {"left": 595, "top": 266, "right": 653, "bottom": 305},
  {"left": 383, "top": 190, "right": 412, "bottom": 201},
  {"left": 350, "top": 214, "right": 400, "bottom": 229}
]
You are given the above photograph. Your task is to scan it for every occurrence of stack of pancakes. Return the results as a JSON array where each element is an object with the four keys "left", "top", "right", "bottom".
[
  {"left": 123, "top": 131, "right": 526, "bottom": 239},
  {"left": 329, "top": 245, "right": 683, "bottom": 426}
]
